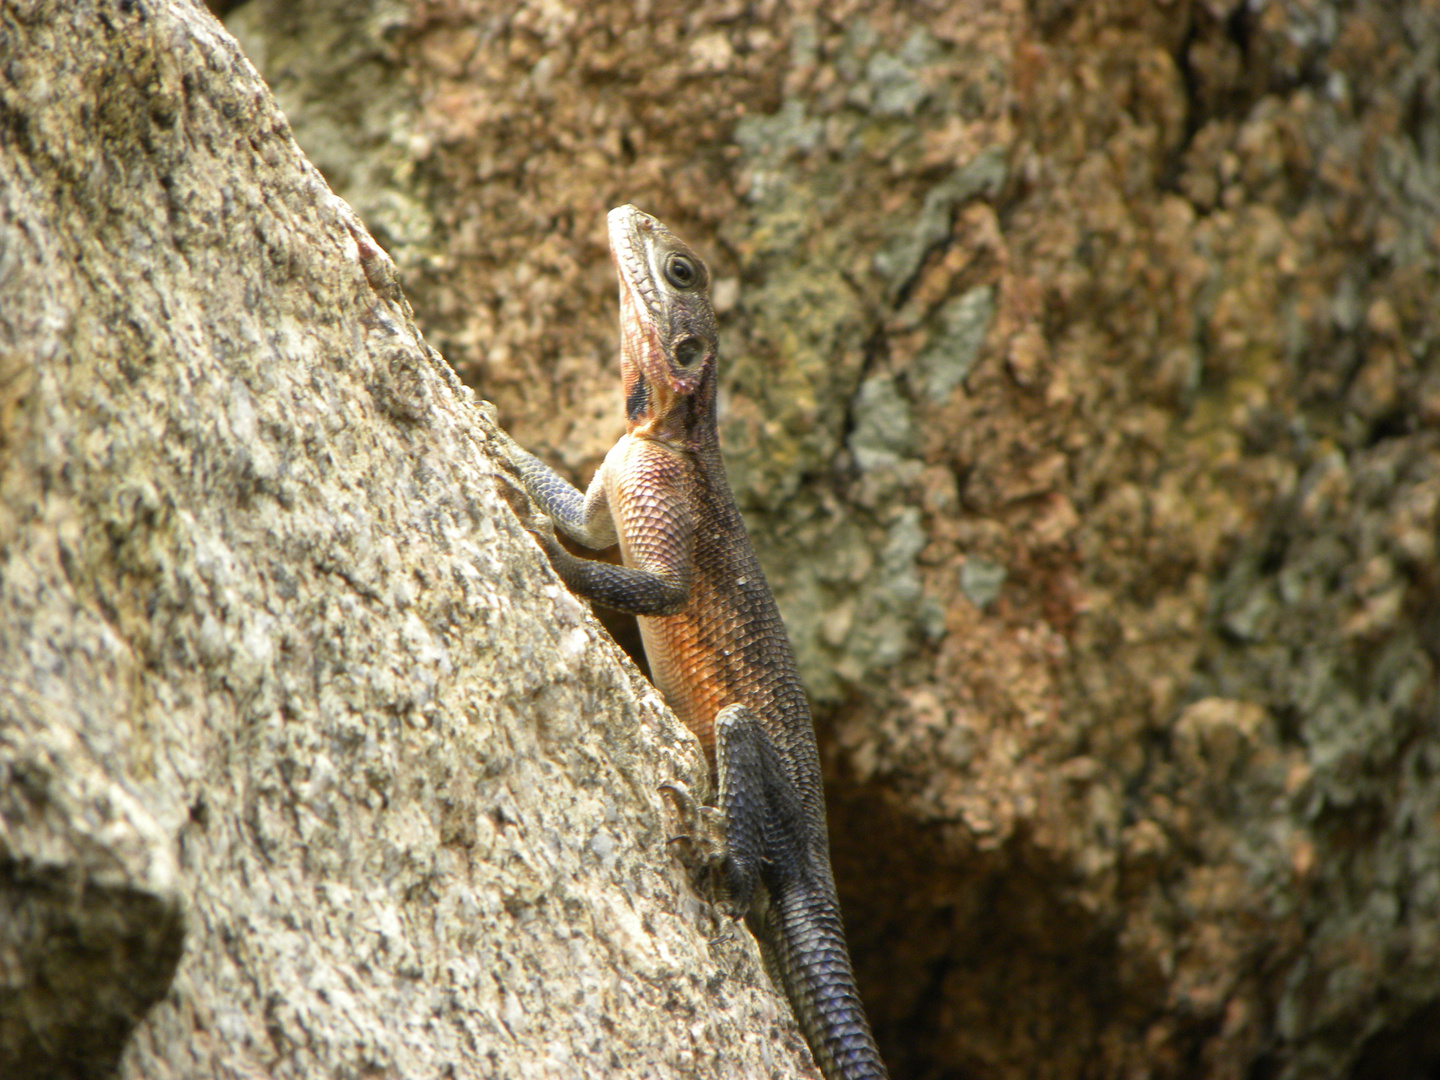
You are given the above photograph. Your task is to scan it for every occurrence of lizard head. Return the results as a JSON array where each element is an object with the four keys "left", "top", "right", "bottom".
[{"left": 608, "top": 204, "right": 720, "bottom": 444}]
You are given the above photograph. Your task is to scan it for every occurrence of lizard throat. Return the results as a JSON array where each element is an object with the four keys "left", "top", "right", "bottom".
[{"left": 618, "top": 290, "right": 692, "bottom": 439}]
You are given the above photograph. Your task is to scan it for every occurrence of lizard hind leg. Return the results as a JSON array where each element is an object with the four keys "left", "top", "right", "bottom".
[
  {"left": 659, "top": 705, "right": 812, "bottom": 919},
  {"left": 712, "top": 703, "right": 812, "bottom": 913}
]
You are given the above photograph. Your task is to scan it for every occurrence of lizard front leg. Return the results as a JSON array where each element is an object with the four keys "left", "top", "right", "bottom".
[
  {"left": 480, "top": 401, "right": 618, "bottom": 548},
  {"left": 482, "top": 404, "right": 694, "bottom": 617}
]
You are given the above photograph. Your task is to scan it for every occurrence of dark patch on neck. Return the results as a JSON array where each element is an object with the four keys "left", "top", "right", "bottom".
[
  {"left": 625, "top": 372, "right": 650, "bottom": 422},
  {"left": 683, "top": 366, "right": 720, "bottom": 443}
]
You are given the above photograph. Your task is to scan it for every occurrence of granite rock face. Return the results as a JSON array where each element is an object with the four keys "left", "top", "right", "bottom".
[{"left": 0, "top": 4, "right": 815, "bottom": 1078}]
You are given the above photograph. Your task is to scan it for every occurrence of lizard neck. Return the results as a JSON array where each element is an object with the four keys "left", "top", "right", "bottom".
[{"left": 624, "top": 355, "right": 719, "bottom": 449}]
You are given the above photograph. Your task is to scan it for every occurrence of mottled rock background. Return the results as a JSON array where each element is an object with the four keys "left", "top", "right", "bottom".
[{"left": 3, "top": 0, "right": 1438, "bottom": 1077}]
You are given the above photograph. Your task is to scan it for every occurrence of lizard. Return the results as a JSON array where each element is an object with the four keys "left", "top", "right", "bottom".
[{"left": 485, "top": 204, "right": 888, "bottom": 1080}]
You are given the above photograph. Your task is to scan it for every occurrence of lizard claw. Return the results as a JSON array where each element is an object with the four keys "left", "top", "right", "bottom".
[
  {"left": 475, "top": 401, "right": 530, "bottom": 474},
  {"left": 658, "top": 782, "right": 697, "bottom": 847},
  {"left": 475, "top": 400, "right": 510, "bottom": 450},
  {"left": 472, "top": 405, "right": 568, "bottom": 549},
  {"left": 707, "top": 921, "right": 740, "bottom": 947},
  {"left": 475, "top": 401, "right": 533, "bottom": 503},
  {"left": 658, "top": 781, "right": 728, "bottom": 873},
  {"left": 658, "top": 780, "right": 696, "bottom": 814}
]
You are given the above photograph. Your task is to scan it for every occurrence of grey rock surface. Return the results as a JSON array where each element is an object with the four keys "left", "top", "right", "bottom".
[{"left": 0, "top": 3, "right": 815, "bottom": 1078}]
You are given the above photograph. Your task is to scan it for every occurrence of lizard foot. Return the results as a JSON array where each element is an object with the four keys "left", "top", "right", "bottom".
[
  {"left": 475, "top": 400, "right": 524, "bottom": 467},
  {"left": 706, "top": 920, "right": 742, "bottom": 948},
  {"left": 658, "top": 781, "right": 730, "bottom": 889},
  {"left": 474, "top": 401, "right": 536, "bottom": 510},
  {"left": 473, "top": 406, "right": 567, "bottom": 547}
]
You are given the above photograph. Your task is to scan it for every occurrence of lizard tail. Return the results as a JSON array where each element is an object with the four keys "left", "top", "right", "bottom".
[{"left": 760, "top": 886, "right": 890, "bottom": 1080}]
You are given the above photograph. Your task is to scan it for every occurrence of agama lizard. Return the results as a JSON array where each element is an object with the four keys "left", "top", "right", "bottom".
[{"left": 486, "top": 205, "right": 888, "bottom": 1080}]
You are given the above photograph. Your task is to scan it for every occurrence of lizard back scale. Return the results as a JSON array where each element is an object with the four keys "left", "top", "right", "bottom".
[{"left": 491, "top": 205, "right": 888, "bottom": 1080}]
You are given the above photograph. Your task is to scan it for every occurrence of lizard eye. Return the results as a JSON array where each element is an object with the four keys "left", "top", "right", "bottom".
[
  {"left": 673, "top": 335, "right": 707, "bottom": 368},
  {"left": 664, "top": 254, "right": 698, "bottom": 289}
]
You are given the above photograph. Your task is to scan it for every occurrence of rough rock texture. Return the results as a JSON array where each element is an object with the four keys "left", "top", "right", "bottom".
[
  {"left": 224, "top": 1, "right": 1440, "bottom": 1078},
  {"left": 0, "top": 2, "right": 819, "bottom": 1078}
]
